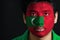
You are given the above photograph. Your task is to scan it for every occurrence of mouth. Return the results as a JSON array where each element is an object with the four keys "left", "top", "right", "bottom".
[{"left": 34, "top": 27, "right": 45, "bottom": 32}]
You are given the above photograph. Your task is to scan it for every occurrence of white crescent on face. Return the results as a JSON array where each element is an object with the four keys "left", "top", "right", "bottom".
[{"left": 31, "top": 18, "right": 36, "bottom": 25}]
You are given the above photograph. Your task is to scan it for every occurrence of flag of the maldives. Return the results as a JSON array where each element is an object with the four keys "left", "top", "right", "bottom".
[{"left": 26, "top": 16, "right": 44, "bottom": 27}]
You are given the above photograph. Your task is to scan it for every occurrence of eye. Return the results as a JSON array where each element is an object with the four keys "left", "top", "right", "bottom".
[
  {"left": 31, "top": 12, "right": 37, "bottom": 16},
  {"left": 44, "top": 13, "right": 49, "bottom": 16}
]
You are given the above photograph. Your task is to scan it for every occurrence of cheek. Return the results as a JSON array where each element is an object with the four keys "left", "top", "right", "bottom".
[{"left": 44, "top": 16, "right": 54, "bottom": 29}]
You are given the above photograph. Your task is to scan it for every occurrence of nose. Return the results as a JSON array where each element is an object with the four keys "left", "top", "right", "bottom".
[{"left": 33, "top": 16, "right": 44, "bottom": 27}]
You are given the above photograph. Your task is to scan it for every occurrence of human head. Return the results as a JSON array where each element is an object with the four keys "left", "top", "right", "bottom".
[{"left": 23, "top": 0, "right": 58, "bottom": 37}]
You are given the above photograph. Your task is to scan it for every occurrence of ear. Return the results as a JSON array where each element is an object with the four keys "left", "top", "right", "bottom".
[
  {"left": 23, "top": 14, "right": 26, "bottom": 24},
  {"left": 54, "top": 11, "right": 58, "bottom": 24}
]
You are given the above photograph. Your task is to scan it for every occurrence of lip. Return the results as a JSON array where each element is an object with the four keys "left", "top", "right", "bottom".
[{"left": 34, "top": 27, "right": 45, "bottom": 32}]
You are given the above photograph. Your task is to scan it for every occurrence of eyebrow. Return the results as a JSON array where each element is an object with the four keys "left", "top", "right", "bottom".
[
  {"left": 30, "top": 10, "right": 37, "bottom": 12},
  {"left": 43, "top": 10, "right": 50, "bottom": 12},
  {"left": 30, "top": 10, "right": 38, "bottom": 14}
]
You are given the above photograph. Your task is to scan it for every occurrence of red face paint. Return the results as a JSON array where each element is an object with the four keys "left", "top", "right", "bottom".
[{"left": 26, "top": 2, "right": 54, "bottom": 37}]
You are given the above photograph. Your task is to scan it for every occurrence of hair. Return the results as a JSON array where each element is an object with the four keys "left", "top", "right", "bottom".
[{"left": 21, "top": 0, "right": 57, "bottom": 14}]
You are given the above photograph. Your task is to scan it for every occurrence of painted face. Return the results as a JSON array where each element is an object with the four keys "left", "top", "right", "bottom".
[{"left": 26, "top": 2, "right": 54, "bottom": 37}]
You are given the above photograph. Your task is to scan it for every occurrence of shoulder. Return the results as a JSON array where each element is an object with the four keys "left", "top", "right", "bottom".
[
  {"left": 52, "top": 30, "right": 60, "bottom": 40},
  {"left": 11, "top": 30, "right": 29, "bottom": 40}
]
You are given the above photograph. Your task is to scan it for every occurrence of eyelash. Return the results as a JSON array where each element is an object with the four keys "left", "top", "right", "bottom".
[
  {"left": 44, "top": 13, "right": 49, "bottom": 16},
  {"left": 31, "top": 12, "right": 37, "bottom": 16}
]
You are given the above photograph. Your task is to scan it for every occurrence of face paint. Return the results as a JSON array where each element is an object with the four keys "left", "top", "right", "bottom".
[
  {"left": 26, "top": 2, "right": 54, "bottom": 37},
  {"left": 26, "top": 16, "right": 44, "bottom": 27}
]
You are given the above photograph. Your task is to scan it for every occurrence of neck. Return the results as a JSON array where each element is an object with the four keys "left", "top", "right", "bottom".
[{"left": 29, "top": 31, "right": 52, "bottom": 40}]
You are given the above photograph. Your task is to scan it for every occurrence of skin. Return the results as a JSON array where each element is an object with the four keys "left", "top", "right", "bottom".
[{"left": 23, "top": 2, "right": 58, "bottom": 40}]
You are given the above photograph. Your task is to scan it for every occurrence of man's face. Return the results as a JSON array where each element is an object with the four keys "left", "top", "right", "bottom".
[{"left": 25, "top": 2, "right": 54, "bottom": 37}]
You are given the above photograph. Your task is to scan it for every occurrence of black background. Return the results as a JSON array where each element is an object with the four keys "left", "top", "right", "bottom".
[{"left": 2, "top": 0, "right": 60, "bottom": 40}]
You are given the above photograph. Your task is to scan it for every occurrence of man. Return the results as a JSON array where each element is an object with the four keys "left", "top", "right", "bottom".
[{"left": 12, "top": 0, "right": 60, "bottom": 40}]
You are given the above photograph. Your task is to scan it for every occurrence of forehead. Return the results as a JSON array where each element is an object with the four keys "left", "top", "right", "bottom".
[{"left": 27, "top": 2, "right": 53, "bottom": 11}]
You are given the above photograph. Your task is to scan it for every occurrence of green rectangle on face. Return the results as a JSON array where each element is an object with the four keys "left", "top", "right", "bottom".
[{"left": 26, "top": 16, "right": 44, "bottom": 27}]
